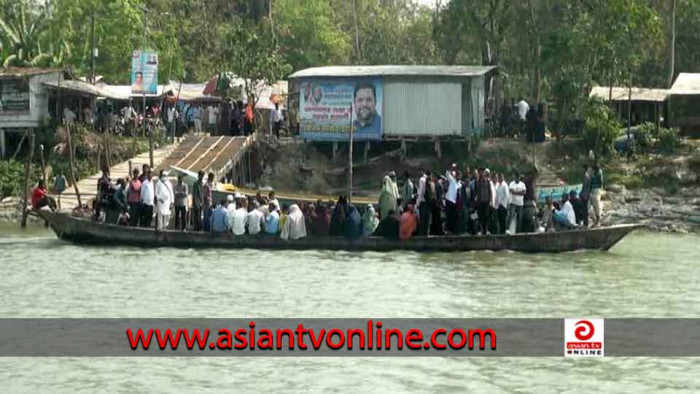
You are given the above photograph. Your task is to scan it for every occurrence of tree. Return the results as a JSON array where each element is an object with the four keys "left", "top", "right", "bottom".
[
  {"left": 275, "top": 0, "right": 350, "bottom": 70},
  {"left": 0, "top": 0, "right": 69, "bottom": 67},
  {"left": 219, "top": 22, "right": 291, "bottom": 126}
]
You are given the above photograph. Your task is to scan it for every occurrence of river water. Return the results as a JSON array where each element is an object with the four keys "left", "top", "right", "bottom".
[{"left": 0, "top": 224, "right": 699, "bottom": 392}]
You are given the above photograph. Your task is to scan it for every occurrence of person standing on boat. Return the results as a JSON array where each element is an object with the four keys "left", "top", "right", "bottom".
[
  {"left": 329, "top": 196, "right": 347, "bottom": 236},
  {"left": 139, "top": 170, "right": 154, "bottom": 228},
  {"left": 155, "top": 170, "right": 174, "bottom": 231},
  {"left": 445, "top": 168, "right": 460, "bottom": 234},
  {"left": 378, "top": 173, "right": 400, "bottom": 220},
  {"left": 400, "top": 171, "right": 414, "bottom": 209},
  {"left": 579, "top": 165, "right": 592, "bottom": 228},
  {"left": 202, "top": 173, "right": 215, "bottom": 232},
  {"left": 173, "top": 175, "right": 188, "bottom": 231},
  {"left": 474, "top": 168, "right": 493, "bottom": 235},
  {"left": 192, "top": 171, "right": 205, "bottom": 231},
  {"left": 495, "top": 173, "right": 510, "bottom": 234},
  {"left": 507, "top": 173, "right": 526, "bottom": 234},
  {"left": 95, "top": 169, "right": 115, "bottom": 222},
  {"left": 431, "top": 175, "right": 445, "bottom": 236},
  {"left": 127, "top": 169, "right": 142, "bottom": 227},
  {"left": 416, "top": 171, "right": 429, "bottom": 235}
]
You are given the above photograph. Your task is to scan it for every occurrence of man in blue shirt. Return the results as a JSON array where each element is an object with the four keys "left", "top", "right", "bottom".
[
  {"left": 210, "top": 199, "right": 230, "bottom": 234},
  {"left": 353, "top": 82, "right": 381, "bottom": 136},
  {"left": 265, "top": 202, "right": 280, "bottom": 235}
]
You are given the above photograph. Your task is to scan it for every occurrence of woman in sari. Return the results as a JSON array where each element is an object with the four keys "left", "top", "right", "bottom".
[{"left": 378, "top": 175, "right": 399, "bottom": 219}]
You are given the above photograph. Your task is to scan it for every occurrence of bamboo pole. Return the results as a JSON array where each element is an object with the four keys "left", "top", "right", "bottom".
[
  {"left": 66, "top": 124, "right": 82, "bottom": 208},
  {"left": 348, "top": 103, "right": 354, "bottom": 203},
  {"left": 20, "top": 131, "right": 35, "bottom": 227},
  {"left": 39, "top": 144, "right": 47, "bottom": 189}
]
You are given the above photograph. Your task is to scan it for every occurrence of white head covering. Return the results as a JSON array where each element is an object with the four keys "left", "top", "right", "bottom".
[{"left": 281, "top": 204, "right": 307, "bottom": 240}]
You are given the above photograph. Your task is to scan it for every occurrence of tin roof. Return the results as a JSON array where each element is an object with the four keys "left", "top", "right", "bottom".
[
  {"left": 670, "top": 73, "right": 700, "bottom": 95},
  {"left": 589, "top": 86, "right": 670, "bottom": 102},
  {"left": 0, "top": 67, "right": 62, "bottom": 77},
  {"left": 289, "top": 65, "right": 496, "bottom": 79}
]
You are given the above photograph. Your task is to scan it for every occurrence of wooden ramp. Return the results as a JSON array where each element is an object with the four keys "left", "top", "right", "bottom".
[
  {"left": 54, "top": 143, "right": 180, "bottom": 211},
  {"left": 157, "top": 135, "right": 253, "bottom": 181}
]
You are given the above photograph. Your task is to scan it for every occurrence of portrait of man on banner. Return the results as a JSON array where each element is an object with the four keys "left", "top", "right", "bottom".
[{"left": 353, "top": 82, "right": 381, "bottom": 135}]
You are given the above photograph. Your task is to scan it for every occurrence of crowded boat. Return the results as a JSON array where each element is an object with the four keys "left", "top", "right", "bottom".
[{"left": 33, "top": 162, "right": 605, "bottom": 241}]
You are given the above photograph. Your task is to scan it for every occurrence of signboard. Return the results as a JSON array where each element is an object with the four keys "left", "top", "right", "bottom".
[
  {"left": 0, "top": 79, "right": 30, "bottom": 113},
  {"left": 538, "top": 184, "right": 583, "bottom": 203},
  {"left": 131, "top": 50, "right": 158, "bottom": 95},
  {"left": 299, "top": 79, "right": 383, "bottom": 141}
]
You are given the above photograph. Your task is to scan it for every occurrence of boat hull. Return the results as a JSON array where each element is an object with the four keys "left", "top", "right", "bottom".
[{"left": 37, "top": 211, "right": 641, "bottom": 253}]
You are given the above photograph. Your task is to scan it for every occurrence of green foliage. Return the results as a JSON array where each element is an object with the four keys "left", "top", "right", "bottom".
[
  {"left": 0, "top": 160, "right": 26, "bottom": 198},
  {"left": 581, "top": 98, "right": 621, "bottom": 159},
  {"left": 656, "top": 127, "right": 680, "bottom": 154},
  {"left": 635, "top": 122, "right": 655, "bottom": 153},
  {"left": 219, "top": 22, "right": 292, "bottom": 103}
]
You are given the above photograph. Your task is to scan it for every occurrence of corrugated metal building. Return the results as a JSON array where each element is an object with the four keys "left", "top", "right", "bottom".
[{"left": 288, "top": 65, "right": 495, "bottom": 140}]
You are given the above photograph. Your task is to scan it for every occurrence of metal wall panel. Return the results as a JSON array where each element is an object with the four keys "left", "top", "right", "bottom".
[{"left": 384, "top": 81, "right": 463, "bottom": 136}]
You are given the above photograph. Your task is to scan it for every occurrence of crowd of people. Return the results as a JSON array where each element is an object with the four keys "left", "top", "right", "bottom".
[{"left": 73, "top": 161, "right": 604, "bottom": 241}]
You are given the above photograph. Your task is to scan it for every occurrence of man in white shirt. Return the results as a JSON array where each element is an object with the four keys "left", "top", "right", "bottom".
[
  {"left": 230, "top": 197, "right": 249, "bottom": 236},
  {"left": 167, "top": 106, "right": 178, "bottom": 138},
  {"left": 246, "top": 201, "right": 265, "bottom": 235},
  {"left": 139, "top": 170, "right": 154, "bottom": 228},
  {"left": 507, "top": 173, "right": 526, "bottom": 234},
  {"left": 155, "top": 170, "right": 174, "bottom": 231},
  {"left": 226, "top": 194, "right": 236, "bottom": 225},
  {"left": 516, "top": 97, "right": 529, "bottom": 121},
  {"left": 554, "top": 193, "right": 578, "bottom": 229},
  {"left": 494, "top": 173, "right": 510, "bottom": 234},
  {"left": 269, "top": 103, "right": 284, "bottom": 138},
  {"left": 444, "top": 168, "right": 459, "bottom": 233}
]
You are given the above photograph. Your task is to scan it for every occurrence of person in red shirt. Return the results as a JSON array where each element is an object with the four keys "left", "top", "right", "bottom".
[{"left": 31, "top": 180, "right": 56, "bottom": 211}]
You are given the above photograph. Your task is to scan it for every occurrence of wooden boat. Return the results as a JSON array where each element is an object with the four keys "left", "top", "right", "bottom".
[{"left": 36, "top": 211, "right": 641, "bottom": 253}]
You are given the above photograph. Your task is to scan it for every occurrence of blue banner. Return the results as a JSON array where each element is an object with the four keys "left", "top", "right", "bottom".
[
  {"left": 299, "top": 79, "right": 383, "bottom": 141},
  {"left": 131, "top": 50, "right": 158, "bottom": 95}
]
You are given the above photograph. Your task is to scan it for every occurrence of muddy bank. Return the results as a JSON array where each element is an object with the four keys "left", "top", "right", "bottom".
[{"left": 604, "top": 185, "right": 700, "bottom": 233}]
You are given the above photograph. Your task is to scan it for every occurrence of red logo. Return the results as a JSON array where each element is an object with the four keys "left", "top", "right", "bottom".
[{"left": 574, "top": 320, "right": 595, "bottom": 341}]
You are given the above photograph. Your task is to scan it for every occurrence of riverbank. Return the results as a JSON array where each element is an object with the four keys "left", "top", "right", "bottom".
[{"left": 605, "top": 184, "right": 700, "bottom": 233}]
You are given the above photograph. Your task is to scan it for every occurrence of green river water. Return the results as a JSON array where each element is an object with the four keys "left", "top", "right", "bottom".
[{"left": 0, "top": 224, "right": 698, "bottom": 393}]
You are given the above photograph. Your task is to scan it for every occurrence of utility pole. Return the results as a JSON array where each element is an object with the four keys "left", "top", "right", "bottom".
[
  {"left": 91, "top": 14, "right": 97, "bottom": 133},
  {"left": 667, "top": 0, "right": 677, "bottom": 88},
  {"left": 140, "top": 6, "right": 153, "bottom": 168},
  {"left": 91, "top": 14, "right": 96, "bottom": 84},
  {"left": 348, "top": 104, "right": 354, "bottom": 203}
]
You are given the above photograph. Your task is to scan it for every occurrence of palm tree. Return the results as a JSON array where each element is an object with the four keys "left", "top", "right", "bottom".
[{"left": 0, "top": 1, "right": 69, "bottom": 68}]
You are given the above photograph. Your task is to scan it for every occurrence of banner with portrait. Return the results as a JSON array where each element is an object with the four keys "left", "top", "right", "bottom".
[
  {"left": 299, "top": 79, "right": 383, "bottom": 141},
  {"left": 131, "top": 50, "right": 158, "bottom": 95}
]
